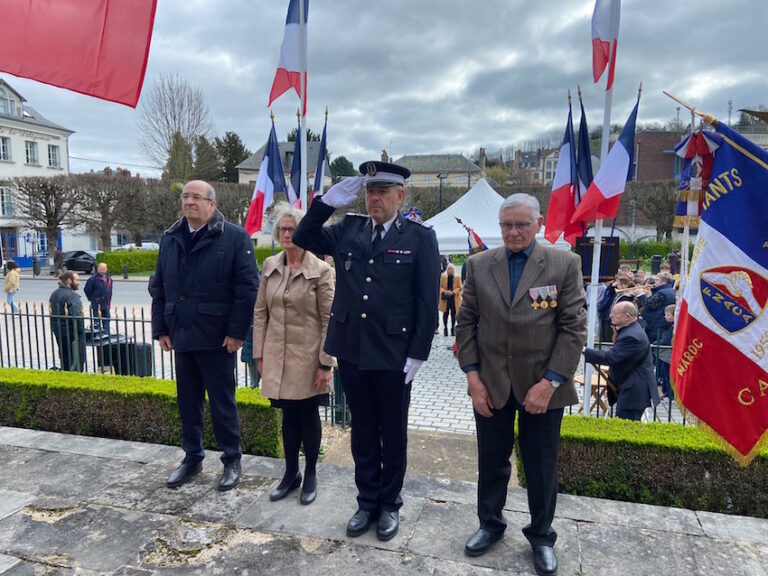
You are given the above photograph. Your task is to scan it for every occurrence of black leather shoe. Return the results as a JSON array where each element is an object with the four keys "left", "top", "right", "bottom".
[
  {"left": 300, "top": 474, "right": 317, "bottom": 505},
  {"left": 269, "top": 471, "right": 302, "bottom": 501},
  {"left": 464, "top": 528, "right": 503, "bottom": 557},
  {"left": 217, "top": 460, "right": 241, "bottom": 491},
  {"left": 376, "top": 510, "right": 399, "bottom": 541},
  {"left": 346, "top": 509, "right": 377, "bottom": 537},
  {"left": 166, "top": 460, "right": 202, "bottom": 488},
  {"left": 533, "top": 545, "right": 558, "bottom": 576}
]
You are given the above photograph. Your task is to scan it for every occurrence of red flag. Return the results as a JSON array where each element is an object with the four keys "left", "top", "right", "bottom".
[{"left": 0, "top": 0, "right": 157, "bottom": 108}]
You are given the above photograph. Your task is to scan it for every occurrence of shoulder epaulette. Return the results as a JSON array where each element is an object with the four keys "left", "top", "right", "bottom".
[
  {"left": 403, "top": 217, "right": 432, "bottom": 229},
  {"left": 345, "top": 212, "right": 369, "bottom": 219}
]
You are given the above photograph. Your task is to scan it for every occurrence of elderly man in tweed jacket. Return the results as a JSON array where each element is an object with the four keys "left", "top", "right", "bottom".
[{"left": 456, "top": 193, "right": 586, "bottom": 576}]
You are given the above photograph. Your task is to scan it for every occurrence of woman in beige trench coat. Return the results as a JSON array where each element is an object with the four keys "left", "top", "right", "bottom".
[{"left": 253, "top": 207, "right": 336, "bottom": 505}]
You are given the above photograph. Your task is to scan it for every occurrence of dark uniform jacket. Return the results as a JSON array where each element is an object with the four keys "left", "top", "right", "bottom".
[
  {"left": 49, "top": 283, "right": 85, "bottom": 337},
  {"left": 293, "top": 200, "right": 440, "bottom": 371},
  {"left": 84, "top": 273, "right": 112, "bottom": 310},
  {"left": 151, "top": 210, "right": 260, "bottom": 352},
  {"left": 584, "top": 320, "right": 660, "bottom": 412},
  {"left": 640, "top": 283, "right": 675, "bottom": 343}
]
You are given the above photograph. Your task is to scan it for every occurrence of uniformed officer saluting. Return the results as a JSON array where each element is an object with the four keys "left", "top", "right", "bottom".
[{"left": 293, "top": 160, "right": 440, "bottom": 541}]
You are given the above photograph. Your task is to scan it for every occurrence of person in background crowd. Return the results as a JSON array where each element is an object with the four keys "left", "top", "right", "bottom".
[
  {"left": 49, "top": 271, "right": 86, "bottom": 372},
  {"left": 634, "top": 269, "right": 647, "bottom": 285},
  {"left": 638, "top": 271, "right": 676, "bottom": 343},
  {"left": 440, "top": 253, "right": 449, "bottom": 273},
  {"left": 584, "top": 301, "right": 659, "bottom": 421},
  {"left": 669, "top": 251, "right": 681, "bottom": 276},
  {"left": 84, "top": 262, "right": 113, "bottom": 335},
  {"left": 293, "top": 160, "right": 440, "bottom": 542},
  {"left": 253, "top": 207, "right": 336, "bottom": 506},
  {"left": 439, "top": 263, "right": 462, "bottom": 336},
  {"left": 4, "top": 260, "right": 20, "bottom": 313},
  {"left": 52, "top": 248, "right": 64, "bottom": 276},
  {"left": 456, "top": 193, "right": 586, "bottom": 576},
  {"left": 656, "top": 304, "right": 676, "bottom": 400},
  {"left": 152, "top": 180, "right": 260, "bottom": 492}
]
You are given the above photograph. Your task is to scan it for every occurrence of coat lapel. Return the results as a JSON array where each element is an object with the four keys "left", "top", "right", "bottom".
[
  {"left": 359, "top": 217, "right": 374, "bottom": 255},
  {"left": 490, "top": 248, "right": 512, "bottom": 308},
  {"left": 512, "top": 241, "right": 545, "bottom": 308}
]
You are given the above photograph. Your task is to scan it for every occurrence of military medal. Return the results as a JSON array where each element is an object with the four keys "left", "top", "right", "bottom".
[
  {"left": 531, "top": 300, "right": 540, "bottom": 310},
  {"left": 529, "top": 288, "right": 542, "bottom": 309},
  {"left": 540, "top": 300, "right": 549, "bottom": 309},
  {"left": 548, "top": 285, "right": 558, "bottom": 308}
]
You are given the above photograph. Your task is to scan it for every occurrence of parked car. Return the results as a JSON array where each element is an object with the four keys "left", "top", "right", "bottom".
[
  {"left": 62, "top": 251, "right": 96, "bottom": 274},
  {"left": 113, "top": 242, "right": 159, "bottom": 251}
]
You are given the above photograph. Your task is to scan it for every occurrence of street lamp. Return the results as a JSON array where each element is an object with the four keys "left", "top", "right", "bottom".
[{"left": 436, "top": 172, "right": 448, "bottom": 211}]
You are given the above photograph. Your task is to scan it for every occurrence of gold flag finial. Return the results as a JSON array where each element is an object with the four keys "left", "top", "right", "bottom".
[
  {"left": 324, "top": 106, "right": 328, "bottom": 121},
  {"left": 270, "top": 110, "right": 275, "bottom": 124},
  {"left": 567, "top": 89, "right": 572, "bottom": 106},
  {"left": 662, "top": 91, "right": 719, "bottom": 126},
  {"left": 577, "top": 84, "right": 583, "bottom": 102}
]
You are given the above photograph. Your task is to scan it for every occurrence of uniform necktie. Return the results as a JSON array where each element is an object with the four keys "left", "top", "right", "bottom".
[{"left": 372, "top": 224, "right": 384, "bottom": 249}]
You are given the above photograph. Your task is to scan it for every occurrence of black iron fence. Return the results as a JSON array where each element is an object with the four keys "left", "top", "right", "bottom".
[{"left": 0, "top": 303, "right": 349, "bottom": 427}]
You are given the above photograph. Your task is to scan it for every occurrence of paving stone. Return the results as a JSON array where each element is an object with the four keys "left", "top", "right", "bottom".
[
  {"left": 236, "top": 482, "right": 424, "bottom": 551},
  {"left": 0, "top": 490, "right": 35, "bottom": 522},
  {"left": 408, "top": 500, "right": 581, "bottom": 575},
  {"left": 0, "top": 504, "right": 176, "bottom": 574},
  {"left": 0, "top": 554, "right": 21, "bottom": 574},
  {"left": 696, "top": 510, "right": 768, "bottom": 545},
  {"left": 555, "top": 492, "right": 704, "bottom": 535}
]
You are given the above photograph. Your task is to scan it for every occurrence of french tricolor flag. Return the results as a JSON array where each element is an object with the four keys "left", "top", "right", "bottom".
[
  {"left": 544, "top": 105, "right": 580, "bottom": 245},
  {"left": 268, "top": 0, "right": 308, "bottom": 114},
  {"left": 571, "top": 99, "right": 638, "bottom": 224},
  {"left": 592, "top": 0, "right": 620, "bottom": 91},
  {"left": 245, "top": 124, "right": 287, "bottom": 235}
]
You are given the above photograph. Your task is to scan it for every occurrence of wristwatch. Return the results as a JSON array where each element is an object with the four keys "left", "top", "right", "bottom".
[{"left": 549, "top": 378, "right": 562, "bottom": 390}]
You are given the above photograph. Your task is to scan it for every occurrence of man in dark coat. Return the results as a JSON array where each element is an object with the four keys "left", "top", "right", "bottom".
[
  {"left": 584, "top": 300, "right": 660, "bottom": 421},
  {"left": 293, "top": 161, "right": 440, "bottom": 542},
  {"left": 639, "top": 271, "right": 676, "bottom": 343},
  {"left": 84, "top": 262, "right": 113, "bottom": 334},
  {"left": 49, "top": 271, "right": 86, "bottom": 372},
  {"left": 151, "top": 180, "right": 259, "bottom": 492}
]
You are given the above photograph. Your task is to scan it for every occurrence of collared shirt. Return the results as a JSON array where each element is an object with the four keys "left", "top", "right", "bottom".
[
  {"left": 507, "top": 241, "right": 535, "bottom": 302},
  {"left": 371, "top": 215, "right": 397, "bottom": 242}
]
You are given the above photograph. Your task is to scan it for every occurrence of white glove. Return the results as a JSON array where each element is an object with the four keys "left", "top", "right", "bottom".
[
  {"left": 320, "top": 176, "right": 364, "bottom": 208},
  {"left": 403, "top": 357, "right": 424, "bottom": 384}
]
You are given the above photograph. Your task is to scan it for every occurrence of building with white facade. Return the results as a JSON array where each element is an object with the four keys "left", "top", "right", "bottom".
[{"left": 0, "top": 78, "right": 74, "bottom": 267}]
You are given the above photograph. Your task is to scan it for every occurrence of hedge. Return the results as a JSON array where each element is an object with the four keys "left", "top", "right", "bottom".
[
  {"left": 0, "top": 368, "right": 281, "bottom": 458},
  {"left": 97, "top": 245, "right": 283, "bottom": 273},
  {"left": 516, "top": 415, "right": 768, "bottom": 518}
]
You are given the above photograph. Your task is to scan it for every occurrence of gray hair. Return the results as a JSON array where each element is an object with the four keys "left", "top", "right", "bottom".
[
  {"left": 272, "top": 207, "right": 305, "bottom": 243},
  {"left": 499, "top": 193, "right": 540, "bottom": 221}
]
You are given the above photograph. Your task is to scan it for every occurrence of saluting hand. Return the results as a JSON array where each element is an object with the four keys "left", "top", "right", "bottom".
[{"left": 320, "top": 176, "right": 364, "bottom": 208}]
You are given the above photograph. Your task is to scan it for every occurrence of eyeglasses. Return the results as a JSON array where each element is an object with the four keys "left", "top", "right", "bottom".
[
  {"left": 180, "top": 193, "right": 213, "bottom": 202},
  {"left": 279, "top": 227, "right": 297, "bottom": 235},
  {"left": 499, "top": 221, "right": 533, "bottom": 232}
]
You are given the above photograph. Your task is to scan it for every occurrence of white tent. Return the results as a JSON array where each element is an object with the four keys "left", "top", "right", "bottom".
[
  {"left": 425, "top": 178, "right": 571, "bottom": 253},
  {"left": 425, "top": 179, "right": 504, "bottom": 253}
]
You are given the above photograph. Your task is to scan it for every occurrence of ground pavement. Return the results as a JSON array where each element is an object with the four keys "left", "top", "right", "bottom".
[{"left": 1, "top": 427, "right": 767, "bottom": 575}]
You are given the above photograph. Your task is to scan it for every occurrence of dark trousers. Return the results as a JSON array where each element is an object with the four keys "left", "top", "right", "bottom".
[
  {"left": 91, "top": 305, "right": 110, "bottom": 334},
  {"left": 175, "top": 349, "right": 242, "bottom": 464},
  {"left": 616, "top": 408, "right": 644, "bottom": 421},
  {"left": 443, "top": 301, "right": 456, "bottom": 332},
  {"left": 339, "top": 359, "right": 411, "bottom": 512},
  {"left": 54, "top": 332, "right": 85, "bottom": 372},
  {"left": 474, "top": 394, "right": 564, "bottom": 547}
]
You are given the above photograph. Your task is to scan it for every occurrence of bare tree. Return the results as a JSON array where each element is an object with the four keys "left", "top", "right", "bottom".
[
  {"left": 137, "top": 72, "right": 213, "bottom": 168},
  {"left": 632, "top": 180, "right": 677, "bottom": 241},
  {"left": 13, "top": 176, "right": 80, "bottom": 255},
  {"left": 214, "top": 182, "right": 252, "bottom": 226},
  {"left": 70, "top": 174, "right": 140, "bottom": 251}
]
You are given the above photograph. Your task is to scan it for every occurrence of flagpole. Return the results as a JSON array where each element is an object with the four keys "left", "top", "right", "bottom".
[
  {"left": 583, "top": 0, "right": 620, "bottom": 416},
  {"left": 299, "top": 0, "right": 308, "bottom": 208},
  {"left": 678, "top": 109, "right": 696, "bottom": 300}
]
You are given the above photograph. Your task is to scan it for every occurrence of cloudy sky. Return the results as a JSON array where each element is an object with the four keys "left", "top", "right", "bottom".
[{"left": 3, "top": 0, "right": 767, "bottom": 177}]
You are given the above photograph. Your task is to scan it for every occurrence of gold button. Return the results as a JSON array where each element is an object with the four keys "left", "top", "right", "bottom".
[
  {"left": 368, "top": 259, "right": 374, "bottom": 264},
  {"left": 361, "top": 313, "right": 367, "bottom": 319},
  {"left": 363, "top": 295, "right": 369, "bottom": 301},
  {"left": 366, "top": 277, "right": 372, "bottom": 283}
]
